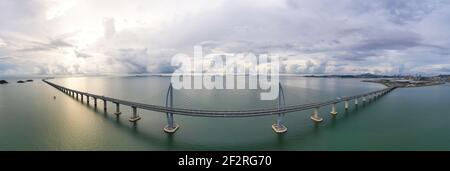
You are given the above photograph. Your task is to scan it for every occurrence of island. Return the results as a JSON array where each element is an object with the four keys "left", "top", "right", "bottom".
[
  {"left": 17, "top": 80, "right": 25, "bottom": 83},
  {"left": 0, "top": 80, "right": 8, "bottom": 84}
]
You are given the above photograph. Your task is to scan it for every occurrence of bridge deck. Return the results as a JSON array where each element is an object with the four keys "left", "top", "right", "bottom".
[{"left": 43, "top": 79, "right": 395, "bottom": 117}]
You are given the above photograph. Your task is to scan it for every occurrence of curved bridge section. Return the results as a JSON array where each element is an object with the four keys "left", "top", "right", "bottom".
[{"left": 43, "top": 79, "right": 396, "bottom": 133}]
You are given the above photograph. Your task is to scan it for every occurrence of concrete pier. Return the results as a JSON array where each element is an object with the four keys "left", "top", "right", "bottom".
[
  {"left": 355, "top": 98, "right": 358, "bottom": 105},
  {"left": 81, "top": 94, "right": 84, "bottom": 102},
  {"left": 129, "top": 106, "right": 141, "bottom": 122},
  {"left": 330, "top": 103, "right": 338, "bottom": 115},
  {"left": 345, "top": 100, "right": 349, "bottom": 110},
  {"left": 86, "top": 96, "right": 89, "bottom": 104},
  {"left": 114, "top": 103, "right": 121, "bottom": 115},
  {"left": 103, "top": 99, "right": 107, "bottom": 112},
  {"left": 94, "top": 98, "right": 97, "bottom": 108},
  {"left": 272, "top": 124, "right": 287, "bottom": 133},
  {"left": 310, "top": 107, "right": 323, "bottom": 122}
]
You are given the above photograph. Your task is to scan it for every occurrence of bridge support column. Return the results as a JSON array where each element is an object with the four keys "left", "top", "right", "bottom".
[
  {"left": 76, "top": 93, "right": 79, "bottom": 100},
  {"left": 114, "top": 103, "right": 121, "bottom": 115},
  {"left": 164, "top": 84, "right": 179, "bottom": 133},
  {"left": 103, "top": 100, "right": 107, "bottom": 112},
  {"left": 272, "top": 83, "right": 287, "bottom": 133},
  {"left": 86, "top": 96, "right": 89, "bottom": 104},
  {"left": 363, "top": 96, "right": 366, "bottom": 103},
  {"left": 310, "top": 107, "right": 323, "bottom": 122},
  {"left": 355, "top": 98, "right": 358, "bottom": 105},
  {"left": 94, "top": 98, "right": 97, "bottom": 108},
  {"left": 129, "top": 106, "right": 141, "bottom": 122},
  {"left": 330, "top": 103, "right": 338, "bottom": 115},
  {"left": 81, "top": 94, "right": 84, "bottom": 103},
  {"left": 345, "top": 100, "right": 349, "bottom": 110}
]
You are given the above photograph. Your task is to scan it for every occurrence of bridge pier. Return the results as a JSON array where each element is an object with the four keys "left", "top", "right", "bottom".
[
  {"left": 86, "top": 96, "right": 90, "bottom": 104},
  {"left": 129, "top": 106, "right": 141, "bottom": 122},
  {"left": 164, "top": 84, "right": 179, "bottom": 133},
  {"left": 114, "top": 103, "right": 121, "bottom": 115},
  {"left": 344, "top": 100, "right": 349, "bottom": 110},
  {"left": 103, "top": 99, "right": 107, "bottom": 112},
  {"left": 363, "top": 96, "right": 366, "bottom": 103},
  {"left": 76, "top": 93, "right": 79, "bottom": 100},
  {"left": 81, "top": 94, "right": 84, "bottom": 103},
  {"left": 355, "top": 98, "right": 358, "bottom": 105},
  {"left": 94, "top": 98, "right": 97, "bottom": 108},
  {"left": 310, "top": 107, "right": 323, "bottom": 122},
  {"left": 330, "top": 103, "right": 338, "bottom": 115},
  {"left": 272, "top": 83, "right": 287, "bottom": 133}
]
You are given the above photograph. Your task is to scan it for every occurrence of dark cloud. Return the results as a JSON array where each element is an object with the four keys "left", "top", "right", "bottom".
[
  {"left": 378, "top": 0, "right": 444, "bottom": 25},
  {"left": 74, "top": 50, "right": 92, "bottom": 58},
  {"left": 18, "top": 37, "right": 73, "bottom": 52},
  {"left": 332, "top": 51, "right": 378, "bottom": 61},
  {"left": 435, "top": 67, "right": 450, "bottom": 73},
  {"left": 351, "top": 35, "right": 422, "bottom": 51}
]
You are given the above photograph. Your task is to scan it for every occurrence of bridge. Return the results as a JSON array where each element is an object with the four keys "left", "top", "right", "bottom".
[{"left": 42, "top": 79, "right": 396, "bottom": 134}]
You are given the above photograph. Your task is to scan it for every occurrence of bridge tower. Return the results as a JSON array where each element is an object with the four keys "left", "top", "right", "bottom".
[
  {"left": 272, "top": 83, "right": 287, "bottom": 133},
  {"left": 164, "top": 83, "right": 179, "bottom": 133}
]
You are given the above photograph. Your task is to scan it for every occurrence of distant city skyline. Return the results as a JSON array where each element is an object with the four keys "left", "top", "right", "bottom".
[{"left": 1, "top": 0, "right": 450, "bottom": 76}]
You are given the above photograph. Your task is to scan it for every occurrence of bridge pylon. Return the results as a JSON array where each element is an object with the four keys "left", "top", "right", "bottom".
[
  {"left": 272, "top": 83, "right": 287, "bottom": 133},
  {"left": 164, "top": 83, "right": 179, "bottom": 133}
]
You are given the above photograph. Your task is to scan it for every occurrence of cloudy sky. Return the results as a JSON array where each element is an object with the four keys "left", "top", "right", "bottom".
[{"left": 1, "top": 0, "right": 450, "bottom": 76}]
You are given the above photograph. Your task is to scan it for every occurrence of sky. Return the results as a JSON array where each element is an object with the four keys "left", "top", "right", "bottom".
[{"left": 1, "top": 0, "right": 450, "bottom": 76}]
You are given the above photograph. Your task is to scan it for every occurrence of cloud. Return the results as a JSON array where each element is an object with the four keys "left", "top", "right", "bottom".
[
  {"left": 1, "top": 0, "right": 450, "bottom": 76},
  {"left": 103, "top": 18, "right": 116, "bottom": 39},
  {"left": 74, "top": 50, "right": 92, "bottom": 58},
  {"left": 17, "top": 37, "right": 73, "bottom": 52}
]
